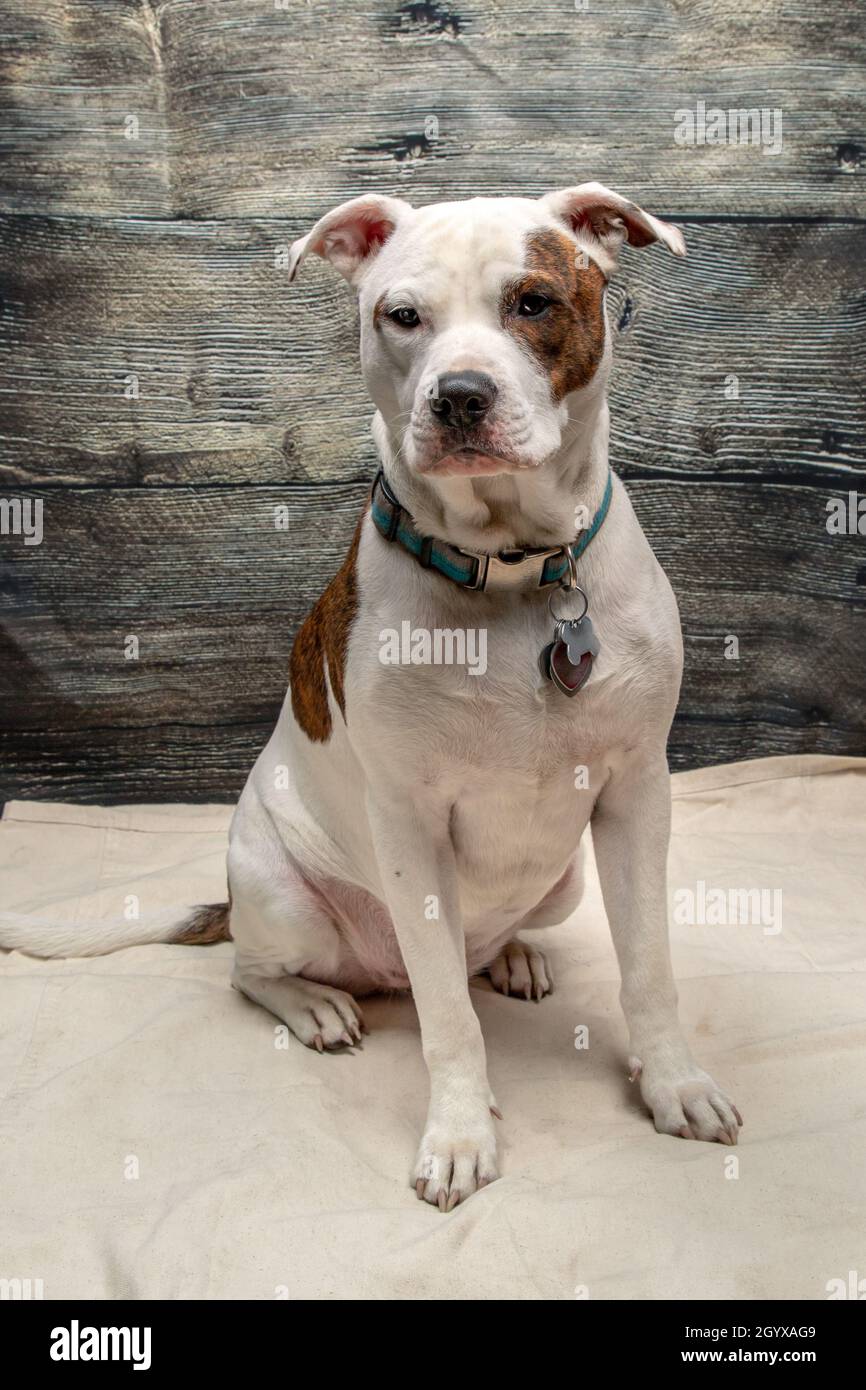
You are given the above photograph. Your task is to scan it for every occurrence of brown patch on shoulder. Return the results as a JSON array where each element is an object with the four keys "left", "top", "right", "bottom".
[
  {"left": 502, "top": 228, "right": 607, "bottom": 400},
  {"left": 289, "top": 506, "right": 365, "bottom": 742},
  {"left": 175, "top": 902, "right": 231, "bottom": 945}
]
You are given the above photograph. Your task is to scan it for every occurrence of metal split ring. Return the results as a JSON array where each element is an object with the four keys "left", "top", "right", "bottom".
[{"left": 548, "top": 582, "right": 589, "bottom": 627}]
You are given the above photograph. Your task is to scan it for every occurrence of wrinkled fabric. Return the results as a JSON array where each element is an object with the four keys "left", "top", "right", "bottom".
[{"left": 1, "top": 755, "right": 863, "bottom": 1300}]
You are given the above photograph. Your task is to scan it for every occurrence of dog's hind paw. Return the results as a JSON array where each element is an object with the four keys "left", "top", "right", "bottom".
[
  {"left": 235, "top": 970, "right": 365, "bottom": 1051},
  {"left": 488, "top": 939, "right": 552, "bottom": 1000}
]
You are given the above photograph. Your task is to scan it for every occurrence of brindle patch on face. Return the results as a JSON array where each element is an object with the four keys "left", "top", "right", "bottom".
[
  {"left": 502, "top": 229, "right": 607, "bottom": 400},
  {"left": 289, "top": 507, "right": 365, "bottom": 741},
  {"left": 372, "top": 291, "right": 389, "bottom": 328}
]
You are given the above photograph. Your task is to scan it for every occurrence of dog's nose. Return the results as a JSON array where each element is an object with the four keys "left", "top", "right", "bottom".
[{"left": 429, "top": 371, "right": 497, "bottom": 429}]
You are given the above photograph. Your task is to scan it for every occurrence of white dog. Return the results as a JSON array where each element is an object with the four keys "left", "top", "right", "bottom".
[{"left": 5, "top": 184, "right": 742, "bottom": 1210}]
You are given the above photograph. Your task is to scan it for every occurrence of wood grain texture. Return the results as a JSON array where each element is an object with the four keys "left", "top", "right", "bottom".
[
  {"left": 1, "top": 478, "right": 863, "bottom": 801},
  {"left": 0, "top": 0, "right": 863, "bottom": 219},
  {"left": 4, "top": 707, "right": 863, "bottom": 806},
  {"left": 0, "top": 0, "right": 172, "bottom": 216},
  {"left": 1, "top": 217, "right": 863, "bottom": 488},
  {"left": 0, "top": 0, "right": 864, "bottom": 801}
]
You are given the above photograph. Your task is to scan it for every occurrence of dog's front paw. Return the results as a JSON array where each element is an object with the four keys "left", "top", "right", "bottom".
[
  {"left": 631, "top": 1055, "right": 743, "bottom": 1146},
  {"left": 413, "top": 1100, "right": 499, "bottom": 1211}
]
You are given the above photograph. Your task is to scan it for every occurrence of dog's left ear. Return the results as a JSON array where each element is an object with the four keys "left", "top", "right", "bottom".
[
  {"left": 540, "top": 183, "right": 686, "bottom": 272},
  {"left": 288, "top": 194, "right": 413, "bottom": 286}
]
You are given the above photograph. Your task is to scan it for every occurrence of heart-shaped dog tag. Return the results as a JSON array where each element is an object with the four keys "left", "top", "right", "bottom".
[{"left": 549, "top": 639, "right": 593, "bottom": 696}]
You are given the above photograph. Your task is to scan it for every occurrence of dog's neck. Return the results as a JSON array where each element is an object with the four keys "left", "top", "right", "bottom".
[{"left": 372, "top": 390, "right": 611, "bottom": 555}]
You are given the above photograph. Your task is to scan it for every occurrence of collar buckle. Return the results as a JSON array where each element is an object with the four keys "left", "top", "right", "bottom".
[{"left": 456, "top": 545, "right": 564, "bottom": 593}]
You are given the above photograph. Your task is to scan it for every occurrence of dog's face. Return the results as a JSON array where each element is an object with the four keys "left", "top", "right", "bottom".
[
  {"left": 289, "top": 185, "right": 684, "bottom": 480},
  {"left": 359, "top": 199, "right": 610, "bottom": 478}
]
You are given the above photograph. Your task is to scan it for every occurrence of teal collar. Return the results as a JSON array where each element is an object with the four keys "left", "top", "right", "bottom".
[{"left": 370, "top": 467, "right": 613, "bottom": 594}]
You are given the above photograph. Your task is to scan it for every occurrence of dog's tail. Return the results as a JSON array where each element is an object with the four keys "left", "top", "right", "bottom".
[{"left": 0, "top": 902, "right": 232, "bottom": 960}]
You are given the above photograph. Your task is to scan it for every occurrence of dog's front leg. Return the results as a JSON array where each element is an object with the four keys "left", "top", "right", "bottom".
[
  {"left": 366, "top": 788, "right": 498, "bottom": 1210},
  {"left": 591, "top": 754, "right": 742, "bottom": 1145}
]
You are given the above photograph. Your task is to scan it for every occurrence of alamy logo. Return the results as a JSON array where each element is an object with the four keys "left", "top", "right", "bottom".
[
  {"left": 0, "top": 497, "right": 43, "bottom": 545},
  {"left": 825, "top": 491, "right": 866, "bottom": 535},
  {"left": 673, "top": 880, "right": 782, "bottom": 935},
  {"left": 379, "top": 622, "right": 487, "bottom": 676},
  {"left": 0, "top": 1276, "right": 43, "bottom": 1299},
  {"left": 674, "top": 101, "right": 783, "bottom": 155},
  {"left": 826, "top": 1270, "right": 866, "bottom": 1299},
  {"left": 50, "top": 1320, "right": 152, "bottom": 1371}
]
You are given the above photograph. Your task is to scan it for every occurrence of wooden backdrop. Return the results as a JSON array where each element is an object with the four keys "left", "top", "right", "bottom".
[{"left": 0, "top": 0, "right": 864, "bottom": 802}]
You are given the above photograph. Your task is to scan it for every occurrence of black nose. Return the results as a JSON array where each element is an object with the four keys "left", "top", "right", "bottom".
[{"left": 429, "top": 371, "right": 497, "bottom": 429}]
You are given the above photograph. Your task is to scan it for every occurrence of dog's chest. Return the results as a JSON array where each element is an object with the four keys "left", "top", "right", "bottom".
[
  {"left": 348, "top": 522, "right": 678, "bottom": 911},
  {"left": 352, "top": 585, "right": 647, "bottom": 834},
  {"left": 376, "top": 656, "right": 610, "bottom": 927},
  {"left": 356, "top": 575, "right": 649, "bottom": 762}
]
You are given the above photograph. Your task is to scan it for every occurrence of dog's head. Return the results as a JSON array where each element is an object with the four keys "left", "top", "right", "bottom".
[{"left": 289, "top": 186, "right": 684, "bottom": 480}]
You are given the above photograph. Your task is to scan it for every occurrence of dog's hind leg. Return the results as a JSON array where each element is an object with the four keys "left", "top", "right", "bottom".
[
  {"left": 227, "top": 815, "right": 366, "bottom": 1051},
  {"left": 234, "top": 969, "right": 365, "bottom": 1051}
]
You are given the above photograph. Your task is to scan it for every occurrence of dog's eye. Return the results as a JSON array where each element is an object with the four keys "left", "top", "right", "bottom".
[
  {"left": 387, "top": 306, "right": 421, "bottom": 328},
  {"left": 517, "top": 292, "right": 552, "bottom": 318},
  {"left": 517, "top": 291, "right": 553, "bottom": 318}
]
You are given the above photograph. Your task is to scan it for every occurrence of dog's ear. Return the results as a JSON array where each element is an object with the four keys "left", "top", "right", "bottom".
[
  {"left": 288, "top": 195, "right": 412, "bottom": 286},
  {"left": 539, "top": 183, "right": 685, "bottom": 272}
]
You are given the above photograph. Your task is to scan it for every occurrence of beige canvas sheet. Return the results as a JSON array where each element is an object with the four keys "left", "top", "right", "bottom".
[{"left": 1, "top": 754, "right": 864, "bottom": 1300}]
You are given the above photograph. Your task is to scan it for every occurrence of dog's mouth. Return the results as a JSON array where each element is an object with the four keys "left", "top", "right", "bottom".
[{"left": 418, "top": 447, "right": 536, "bottom": 478}]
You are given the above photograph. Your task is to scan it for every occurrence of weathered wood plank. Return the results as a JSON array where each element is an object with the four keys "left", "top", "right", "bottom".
[
  {"left": 3, "top": 709, "right": 862, "bottom": 806},
  {"left": 1, "top": 216, "right": 863, "bottom": 489},
  {"left": 0, "top": 723, "right": 266, "bottom": 805},
  {"left": 0, "top": 0, "right": 172, "bottom": 216},
  {"left": 1, "top": 478, "right": 863, "bottom": 802},
  {"left": 0, "top": 0, "right": 863, "bottom": 219}
]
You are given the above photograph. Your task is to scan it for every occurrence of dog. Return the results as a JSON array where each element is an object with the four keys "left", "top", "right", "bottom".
[{"left": 4, "top": 184, "right": 742, "bottom": 1210}]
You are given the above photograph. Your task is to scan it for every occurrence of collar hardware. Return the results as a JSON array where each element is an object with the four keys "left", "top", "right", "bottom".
[{"left": 370, "top": 467, "right": 612, "bottom": 594}]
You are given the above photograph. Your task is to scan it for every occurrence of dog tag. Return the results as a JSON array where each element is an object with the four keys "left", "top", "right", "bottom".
[
  {"left": 549, "top": 640, "right": 593, "bottom": 696},
  {"left": 563, "top": 616, "right": 599, "bottom": 665},
  {"left": 539, "top": 638, "right": 594, "bottom": 696},
  {"left": 541, "top": 584, "right": 599, "bottom": 697}
]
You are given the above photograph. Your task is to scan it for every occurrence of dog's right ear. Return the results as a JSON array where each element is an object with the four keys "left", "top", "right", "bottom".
[{"left": 288, "top": 195, "right": 412, "bottom": 286}]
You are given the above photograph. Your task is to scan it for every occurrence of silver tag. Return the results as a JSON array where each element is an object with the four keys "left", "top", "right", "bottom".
[{"left": 562, "top": 616, "right": 600, "bottom": 665}]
